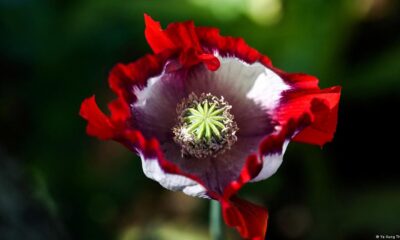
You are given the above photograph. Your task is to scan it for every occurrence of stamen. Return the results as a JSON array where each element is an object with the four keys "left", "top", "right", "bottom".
[{"left": 173, "top": 93, "right": 238, "bottom": 158}]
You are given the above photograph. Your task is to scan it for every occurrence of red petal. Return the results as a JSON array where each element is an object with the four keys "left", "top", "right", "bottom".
[
  {"left": 198, "top": 53, "right": 220, "bottom": 71},
  {"left": 219, "top": 155, "right": 268, "bottom": 240},
  {"left": 165, "top": 21, "right": 220, "bottom": 70},
  {"left": 278, "top": 86, "right": 341, "bottom": 146},
  {"left": 144, "top": 14, "right": 220, "bottom": 71},
  {"left": 196, "top": 26, "right": 272, "bottom": 66},
  {"left": 293, "top": 97, "right": 340, "bottom": 146},
  {"left": 108, "top": 54, "right": 164, "bottom": 99},
  {"left": 281, "top": 73, "right": 320, "bottom": 89},
  {"left": 79, "top": 96, "right": 116, "bottom": 140},
  {"left": 223, "top": 155, "right": 262, "bottom": 199},
  {"left": 108, "top": 97, "right": 130, "bottom": 123},
  {"left": 144, "top": 14, "right": 175, "bottom": 54},
  {"left": 221, "top": 197, "right": 268, "bottom": 240},
  {"left": 164, "top": 20, "right": 202, "bottom": 51}
]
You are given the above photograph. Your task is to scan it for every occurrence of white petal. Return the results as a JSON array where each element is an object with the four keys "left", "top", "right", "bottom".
[
  {"left": 138, "top": 151, "right": 209, "bottom": 198},
  {"left": 245, "top": 62, "right": 291, "bottom": 109},
  {"left": 251, "top": 140, "right": 289, "bottom": 182}
]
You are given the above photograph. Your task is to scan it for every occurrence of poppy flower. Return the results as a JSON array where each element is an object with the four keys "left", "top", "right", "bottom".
[{"left": 80, "top": 14, "right": 341, "bottom": 240}]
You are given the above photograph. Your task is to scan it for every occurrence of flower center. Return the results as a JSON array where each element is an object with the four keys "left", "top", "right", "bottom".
[{"left": 173, "top": 93, "right": 238, "bottom": 158}]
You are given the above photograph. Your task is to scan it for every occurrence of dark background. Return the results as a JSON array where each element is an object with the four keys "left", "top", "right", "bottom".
[{"left": 1, "top": 0, "right": 400, "bottom": 239}]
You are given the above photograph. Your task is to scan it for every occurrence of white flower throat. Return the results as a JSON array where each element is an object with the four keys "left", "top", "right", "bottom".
[{"left": 173, "top": 92, "right": 238, "bottom": 159}]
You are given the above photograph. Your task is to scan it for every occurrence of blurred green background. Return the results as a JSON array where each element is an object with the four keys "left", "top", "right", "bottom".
[{"left": 1, "top": 0, "right": 400, "bottom": 239}]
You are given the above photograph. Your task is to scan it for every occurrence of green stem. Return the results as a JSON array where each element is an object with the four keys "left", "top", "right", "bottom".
[{"left": 210, "top": 200, "right": 224, "bottom": 240}]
